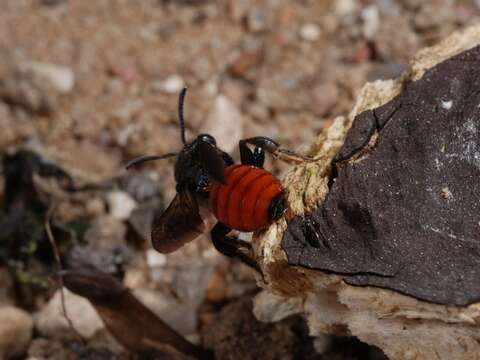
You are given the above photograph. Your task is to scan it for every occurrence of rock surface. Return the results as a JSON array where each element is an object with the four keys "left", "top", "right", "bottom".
[
  {"left": 0, "top": 306, "right": 34, "bottom": 359},
  {"left": 254, "top": 25, "right": 480, "bottom": 360},
  {"left": 35, "top": 288, "right": 104, "bottom": 339}
]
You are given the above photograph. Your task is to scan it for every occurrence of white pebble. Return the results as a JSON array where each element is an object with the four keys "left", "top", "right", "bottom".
[
  {"left": 20, "top": 61, "right": 75, "bottom": 93},
  {"left": 35, "top": 289, "right": 103, "bottom": 339},
  {"left": 300, "top": 23, "right": 321, "bottom": 42},
  {"left": 152, "top": 74, "right": 185, "bottom": 94},
  {"left": 0, "top": 306, "right": 33, "bottom": 359},
  {"left": 441, "top": 100, "right": 453, "bottom": 110},
  {"left": 201, "top": 95, "right": 243, "bottom": 153},
  {"left": 335, "top": 0, "right": 359, "bottom": 16},
  {"left": 146, "top": 249, "right": 167, "bottom": 267},
  {"left": 361, "top": 5, "right": 380, "bottom": 39},
  {"left": 106, "top": 191, "right": 137, "bottom": 220}
]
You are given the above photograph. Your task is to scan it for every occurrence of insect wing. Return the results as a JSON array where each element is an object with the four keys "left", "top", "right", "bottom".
[
  {"left": 198, "top": 141, "right": 225, "bottom": 183},
  {"left": 151, "top": 191, "right": 206, "bottom": 253}
]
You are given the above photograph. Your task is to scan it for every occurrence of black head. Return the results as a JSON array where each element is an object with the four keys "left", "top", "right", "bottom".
[{"left": 125, "top": 88, "right": 230, "bottom": 193}]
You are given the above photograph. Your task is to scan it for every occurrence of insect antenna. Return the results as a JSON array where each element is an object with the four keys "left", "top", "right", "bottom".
[
  {"left": 125, "top": 153, "right": 177, "bottom": 170},
  {"left": 178, "top": 87, "right": 188, "bottom": 145}
]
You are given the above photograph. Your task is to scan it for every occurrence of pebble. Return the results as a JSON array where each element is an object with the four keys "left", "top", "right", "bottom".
[
  {"left": 66, "top": 243, "right": 132, "bottom": 278},
  {"left": 361, "top": 5, "right": 380, "bottom": 39},
  {"left": 441, "top": 100, "right": 453, "bottom": 110},
  {"left": 334, "top": 0, "right": 359, "bottom": 16},
  {"left": 35, "top": 288, "right": 104, "bottom": 339},
  {"left": 106, "top": 191, "right": 137, "bottom": 221},
  {"left": 377, "top": 0, "right": 401, "bottom": 16},
  {"left": 146, "top": 249, "right": 167, "bottom": 268},
  {"left": 121, "top": 173, "right": 160, "bottom": 202},
  {"left": 201, "top": 95, "right": 243, "bottom": 153},
  {"left": 299, "top": 23, "right": 321, "bottom": 42},
  {"left": 19, "top": 62, "right": 75, "bottom": 94},
  {"left": 205, "top": 270, "right": 227, "bottom": 303},
  {"left": 85, "top": 197, "right": 106, "bottom": 218},
  {"left": 151, "top": 74, "right": 185, "bottom": 94},
  {"left": 0, "top": 306, "right": 33, "bottom": 359}
]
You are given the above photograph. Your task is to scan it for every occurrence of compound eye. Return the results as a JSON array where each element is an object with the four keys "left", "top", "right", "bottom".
[{"left": 199, "top": 134, "right": 216, "bottom": 146}]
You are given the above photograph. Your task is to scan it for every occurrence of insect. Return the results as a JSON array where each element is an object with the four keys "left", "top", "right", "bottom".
[{"left": 126, "top": 88, "right": 308, "bottom": 271}]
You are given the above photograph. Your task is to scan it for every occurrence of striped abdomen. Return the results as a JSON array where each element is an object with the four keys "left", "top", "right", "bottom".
[{"left": 209, "top": 164, "right": 285, "bottom": 232}]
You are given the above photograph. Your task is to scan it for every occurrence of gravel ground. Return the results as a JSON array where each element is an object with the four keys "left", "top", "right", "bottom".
[{"left": 0, "top": 0, "right": 479, "bottom": 359}]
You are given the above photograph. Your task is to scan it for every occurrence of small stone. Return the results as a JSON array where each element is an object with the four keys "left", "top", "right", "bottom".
[
  {"left": 66, "top": 243, "right": 133, "bottom": 278},
  {"left": 377, "top": 0, "right": 401, "bottom": 16},
  {"left": 146, "top": 249, "right": 167, "bottom": 268},
  {"left": 20, "top": 62, "right": 75, "bottom": 94},
  {"left": 299, "top": 23, "right": 321, "bottom": 42},
  {"left": 0, "top": 59, "right": 61, "bottom": 114},
  {"left": 121, "top": 173, "right": 160, "bottom": 202},
  {"left": 35, "top": 288, "right": 104, "bottom": 339},
  {"left": 106, "top": 191, "right": 137, "bottom": 221},
  {"left": 361, "top": 5, "right": 380, "bottom": 39},
  {"left": 441, "top": 100, "right": 453, "bottom": 110},
  {"left": 334, "top": 0, "right": 359, "bottom": 16},
  {"left": 441, "top": 187, "right": 453, "bottom": 200},
  {"left": 0, "top": 306, "right": 33, "bottom": 359},
  {"left": 201, "top": 95, "right": 243, "bottom": 153},
  {"left": 85, "top": 197, "right": 105, "bottom": 218},
  {"left": 151, "top": 74, "right": 185, "bottom": 94},
  {"left": 205, "top": 270, "right": 227, "bottom": 303},
  {"left": 116, "top": 124, "right": 136, "bottom": 146}
]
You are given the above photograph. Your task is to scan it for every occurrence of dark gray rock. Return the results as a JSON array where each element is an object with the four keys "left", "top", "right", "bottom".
[{"left": 283, "top": 45, "right": 480, "bottom": 306}]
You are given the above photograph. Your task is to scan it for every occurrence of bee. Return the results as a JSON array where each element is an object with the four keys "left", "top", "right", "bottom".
[{"left": 126, "top": 88, "right": 308, "bottom": 271}]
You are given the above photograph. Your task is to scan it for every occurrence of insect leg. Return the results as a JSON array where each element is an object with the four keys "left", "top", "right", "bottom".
[
  {"left": 239, "top": 139, "right": 265, "bottom": 167},
  {"left": 301, "top": 217, "right": 330, "bottom": 249},
  {"left": 240, "top": 136, "right": 312, "bottom": 164},
  {"left": 211, "top": 222, "right": 261, "bottom": 273}
]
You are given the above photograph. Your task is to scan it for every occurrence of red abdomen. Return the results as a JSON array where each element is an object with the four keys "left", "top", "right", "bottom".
[{"left": 209, "top": 164, "right": 284, "bottom": 232}]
